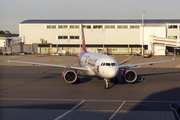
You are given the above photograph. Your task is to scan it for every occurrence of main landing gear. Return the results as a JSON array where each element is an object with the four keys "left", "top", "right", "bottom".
[{"left": 104, "top": 79, "right": 109, "bottom": 89}]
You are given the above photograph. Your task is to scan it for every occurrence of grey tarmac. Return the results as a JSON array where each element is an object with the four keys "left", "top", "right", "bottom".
[{"left": 0, "top": 54, "right": 180, "bottom": 120}]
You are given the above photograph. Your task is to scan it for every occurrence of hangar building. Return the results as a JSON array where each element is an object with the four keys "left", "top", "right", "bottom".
[{"left": 19, "top": 20, "right": 180, "bottom": 55}]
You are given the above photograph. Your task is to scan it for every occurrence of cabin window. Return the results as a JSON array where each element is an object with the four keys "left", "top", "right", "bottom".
[{"left": 111, "top": 63, "right": 115, "bottom": 66}]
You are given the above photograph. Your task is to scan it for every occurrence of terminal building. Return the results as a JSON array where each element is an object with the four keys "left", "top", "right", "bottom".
[{"left": 19, "top": 19, "right": 180, "bottom": 55}]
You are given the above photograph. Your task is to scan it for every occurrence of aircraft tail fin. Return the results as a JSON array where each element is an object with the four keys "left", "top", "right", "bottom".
[{"left": 81, "top": 24, "right": 87, "bottom": 53}]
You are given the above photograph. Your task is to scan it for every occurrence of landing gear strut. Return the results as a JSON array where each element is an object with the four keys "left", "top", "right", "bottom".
[{"left": 104, "top": 79, "right": 109, "bottom": 89}]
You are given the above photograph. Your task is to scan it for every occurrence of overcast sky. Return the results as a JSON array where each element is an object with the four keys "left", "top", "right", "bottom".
[{"left": 0, "top": 0, "right": 180, "bottom": 33}]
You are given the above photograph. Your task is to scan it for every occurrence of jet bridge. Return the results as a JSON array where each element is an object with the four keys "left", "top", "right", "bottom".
[
  {"left": 0, "top": 37, "right": 24, "bottom": 54},
  {"left": 151, "top": 37, "right": 180, "bottom": 56}
]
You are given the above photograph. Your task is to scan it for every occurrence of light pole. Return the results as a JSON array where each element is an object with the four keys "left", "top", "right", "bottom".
[{"left": 141, "top": 11, "right": 145, "bottom": 56}]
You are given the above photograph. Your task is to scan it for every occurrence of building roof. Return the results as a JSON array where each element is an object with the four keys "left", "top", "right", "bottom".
[{"left": 20, "top": 19, "right": 180, "bottom": 24}]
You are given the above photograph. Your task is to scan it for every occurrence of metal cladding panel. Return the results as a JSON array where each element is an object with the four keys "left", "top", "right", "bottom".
[
  {"left": 167, "top": 29, "right": 180, "bottom": 36},
  {"left": 68, "top": 29, "right": 81, "bottom": 36},
  {"left": 20, "top": 19, "right": 180, "bottom": 24},
  {"left": 20, "top": 24, "right": 141, "bottom": 45},
  {"left": 104, "top": 30, "right": 140, "bottom": 44},
  {"left": 143, "top": 26, "right": 166, "bottom": 44},
  {"left": 20, "top": 24, "right": 45, "bottom": 44},
  {"left": 19, "top": 24, "right": 82, "bottom": 44},
  {"left": 84, "top": 29, "right": 140, "bottom": 45},
  {"left": 154, "top": 44, "right": 166, "bottom": 56}
]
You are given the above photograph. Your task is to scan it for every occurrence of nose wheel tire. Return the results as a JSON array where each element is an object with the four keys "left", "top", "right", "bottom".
[
  {"left": 105, "top": 84, "right": 109, "bottom": 89},
  {"left": 104, "top": 78, "right": 109, "bottom": 89}
]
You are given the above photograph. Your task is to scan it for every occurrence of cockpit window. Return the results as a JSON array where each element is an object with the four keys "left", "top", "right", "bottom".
[
  {"left": 101, "top": 63, "right": 105, "bottom": 66},
  {"left": 101, "top": 62, "right": 116, "bottom": 66},
  {"left": 111, "top": 63, "right": 115, "bottom": 66},
  {"left": 106, "top": 63, "right": 111, "bottom": 66}
]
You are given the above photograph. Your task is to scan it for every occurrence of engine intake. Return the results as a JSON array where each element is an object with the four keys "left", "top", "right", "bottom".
[
  {"left": 121, "top": 68, "right": 137, "bottom": 83},
  {"left": 62, "top": 69, "right": 77, "bottom": 84}
]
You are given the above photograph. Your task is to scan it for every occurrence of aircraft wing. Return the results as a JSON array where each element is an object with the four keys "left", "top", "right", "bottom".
[
  {"left": 119, "top": 58, "right": 175, "bottom": 69},
  {"left": 118, "top": 56, "right": 131, "bottom": 65},
  {"left": 6, "top": 59, "right": 88, "bottom": 71},
  {"left": 119, "top": 48, "right": 176, "bottom": 69}
]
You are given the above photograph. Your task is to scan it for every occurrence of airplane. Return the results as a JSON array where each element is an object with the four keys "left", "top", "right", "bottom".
[{"left": 5, "top": 24, "right": 176, "bottom": 89}]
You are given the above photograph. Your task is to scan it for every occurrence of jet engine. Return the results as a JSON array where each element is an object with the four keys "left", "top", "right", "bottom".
[
  {"left": 121, "top": 68, "right": 137, "bottom": 83},
  {"left": 62, "top": 69, "right": 78, "bottom": 84}
]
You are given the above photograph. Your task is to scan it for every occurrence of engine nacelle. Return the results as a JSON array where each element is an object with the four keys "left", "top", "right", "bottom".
[
  {"left": 62, "top": 69, "right": 77, "bottom": 84},
  {"left": 121, "top": 68, "right": 137, "bottom": 83}
]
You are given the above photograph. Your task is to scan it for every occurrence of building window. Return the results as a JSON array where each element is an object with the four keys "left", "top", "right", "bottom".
[
  {"left": 89, "top": 48, "right": 95, "bottom": 52},
  {"left": 168, "top": 36, "right": 178, "bottom": 39},
  {"left": 105, "top": 25, "right": 115, "bottom": 29},
  {"left": 168, "top": 25, "right": 178, "bottom": 29},
  {"left": 58, "top": 25, "right": 68, "bottom": 29},
  {"left": 70, "top": 36, "right": 79, "bottom": 39},
  {"left": 58, "top": 36, "right": 68, "bottom": 39},
  {"left": 119, "top": 48, "right": 129, "bottom": 52},
  {"left": 93, "top": 25, "right": 103, "bottom": 29},
  {"left": 112, "top": 48, "right": 118, "bottom": 52},
  {"left": 83, "top": 25, "right": 91, "bottom": 29},
  {"left": 117, "top": 25, "right": 128, "bottom": 29},
  {"left": 76, "top": 48, "right": 82, "bottom": 52},
  {"left": 46, "top": 25, "right": 56, "bottom": 29},
  {"left": 130, "top": 25, "right": 140, "bottom": 29},
  {"left": 70, "top": 25, "right": 79, "bottom": 29},
  {"left": 117, "top": 25, "right": 122, "bottom": 29}
]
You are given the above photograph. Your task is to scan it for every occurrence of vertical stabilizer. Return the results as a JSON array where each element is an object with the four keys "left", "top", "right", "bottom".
[{"left": 81, "top": 24, "right": 87, "bottom": 53}]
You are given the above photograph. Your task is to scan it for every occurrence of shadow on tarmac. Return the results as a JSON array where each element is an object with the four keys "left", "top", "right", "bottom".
[
  {"left": 0, "top": 88, "right": 179, "bottom": 120},
  {"left": 1, "top": 67, "right": 180, "bottom": 120}
]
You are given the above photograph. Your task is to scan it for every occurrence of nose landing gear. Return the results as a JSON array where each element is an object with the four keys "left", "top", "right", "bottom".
[{"left": 104, "top": 79, "right": 109, "bottom": 89}]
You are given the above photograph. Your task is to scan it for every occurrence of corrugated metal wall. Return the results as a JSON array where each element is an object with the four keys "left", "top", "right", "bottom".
[
  {"left": 19, "top": 24, "right": 140, "bottom": 45},
  {"left": 167, "top": 24, "right": 180, "bottom": 39}
]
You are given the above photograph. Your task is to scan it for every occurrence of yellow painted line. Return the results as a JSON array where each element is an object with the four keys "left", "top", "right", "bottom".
[
  {"left": 54, "top": 100, "right": 85, "bottom": 120},
  {"left": 108, "top": 101, "right": 126, "bottom": 120}
]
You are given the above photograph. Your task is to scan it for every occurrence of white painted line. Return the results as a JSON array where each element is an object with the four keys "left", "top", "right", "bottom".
[
  {"left": 54, "top": 100, "right": 85, "bottom": 120},
  {"left": 125, "top": 103, "right": 146, "bottom": 106},
  {"left": 108, "top": 101, "right": 126, "bottom": 120},
  {"left": 0, "top": 98, "right": 179, "bottom": 103}
]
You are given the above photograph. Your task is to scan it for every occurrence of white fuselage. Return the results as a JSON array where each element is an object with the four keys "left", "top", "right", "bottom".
[{"left": 79, "top": 52, "right": 119, "bottom": 79}]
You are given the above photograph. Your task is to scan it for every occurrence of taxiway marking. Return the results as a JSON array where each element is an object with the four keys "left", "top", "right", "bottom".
[
  {"left": 0, "top": 98, "right": 180, "bottom": 103},
  {"left": 54, "top": 100, "right": 85, "bottom": 120},
  {"left": 108, "top": 101, "right": 126, "bottom": 120}
]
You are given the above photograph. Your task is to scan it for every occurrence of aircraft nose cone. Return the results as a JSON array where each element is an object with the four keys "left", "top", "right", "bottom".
[{"left": 105, "top": 67, "right": 118, "bottom": 79}]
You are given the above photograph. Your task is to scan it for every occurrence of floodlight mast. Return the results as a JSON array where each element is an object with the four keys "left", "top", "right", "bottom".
[{"left": 141, "top": 11, "right": 145, "bottom": 56}]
